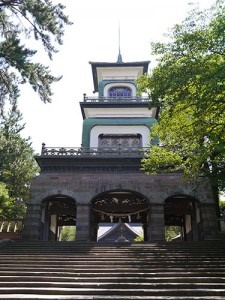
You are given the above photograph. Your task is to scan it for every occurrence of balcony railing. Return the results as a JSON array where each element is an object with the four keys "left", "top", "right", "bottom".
[
  {"left": 41, "top": 144, "right": 150, "bottom": 157},
  {"left": 82, "top": 95, "right": 149, "bottom": 103}
]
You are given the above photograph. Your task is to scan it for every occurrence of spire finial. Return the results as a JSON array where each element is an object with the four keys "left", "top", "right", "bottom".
[{"left": 117, "top": 22, "right": 123, "bottom": 63}]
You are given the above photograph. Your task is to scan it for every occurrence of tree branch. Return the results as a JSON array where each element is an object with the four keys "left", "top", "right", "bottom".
[{"left": 0, "top": 1, "right": 21, "bottom": 7}]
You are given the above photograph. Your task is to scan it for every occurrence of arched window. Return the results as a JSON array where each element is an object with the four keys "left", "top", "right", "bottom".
[{"left": 108, "top": 86, "right": 132, "bottom": 98}]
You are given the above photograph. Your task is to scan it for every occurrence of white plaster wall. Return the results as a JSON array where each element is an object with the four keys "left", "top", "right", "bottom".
[
  {"left": 97, "top": 66, "right": 144, "bottom": 84},
  {"left": 90, "top": 125, "right": 150, "bottom": 148},
  {"left": 50, "top": 215, "right": 57, "bottom": 234},
  {"left": 83, "top": 107, "right": 154, "bottom": 119}
]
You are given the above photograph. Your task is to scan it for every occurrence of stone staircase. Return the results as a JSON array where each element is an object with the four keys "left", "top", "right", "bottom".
[{"left": 0, "top": 240, "right": 225, "bottom": 299}]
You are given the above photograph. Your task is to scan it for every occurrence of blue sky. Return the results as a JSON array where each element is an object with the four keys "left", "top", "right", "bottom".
[{"left": 18, "top": 0, "right": 216, "bottom": 153}]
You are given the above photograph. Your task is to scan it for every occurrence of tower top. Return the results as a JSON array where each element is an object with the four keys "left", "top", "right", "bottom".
[
  {"left": 117, "top": 23, "right": 123, "bottom": 63},
  {"left": 89, "top": 61, "right": 150, "bottom": 93},
  {"left": 117, "top": 48, "right": 123, "bottom": 63}
]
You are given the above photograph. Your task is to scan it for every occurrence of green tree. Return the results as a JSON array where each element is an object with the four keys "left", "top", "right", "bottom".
[
  {"left": 0, "top": 182, "right": 14, "bottom": 218},
  {"left": 137, "top": 0, "right": 225, "bottom": 216},
  {"left": 0, "top": 0, "right": 72, "bottom": 107},
  {"left": 60, "top": 226, "right": 76, "bottom": 241},
  {"left": 165, "top": 226, "right": 181, "bottom": 242},
  {"left": 220, "top": 199, "right": 225, "bottom": 217},
  {"left": 0, "top": 105, "right": 39, "bottom": 218}
]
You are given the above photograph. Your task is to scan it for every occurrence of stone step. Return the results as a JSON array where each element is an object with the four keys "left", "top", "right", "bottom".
[
  {"left": 1, "top": 281, "right": 225, "bottom": 290},
  {"left": 1, "top": 248, "right": 225, "bottom": 257},
  {"left": 0, "top": 241, "right": 224, "bottom": 299},
  {"left": 0, "top": 287, "right": 225, "bottom": 296},
  {"left": 1, "top": 264, "right": 224, "bottom": 271},
  {"left": 5, "top": 242, "right": 222, "bottom": 248},
  {"left": 0, "top": 275, "right": 224, "bottom": 283},
  {"left": 1, "top": 270, "right": 224, "bottom": 277},
  {"left": 2, "top": 241, "right": 225, "bottom": 249},
  {"left": 1, "top": 255, "right": 225, "bottom": 260},
  {"left": 1, "top": 260, "right": 224, "bottom": 265},
  {"left": 1, "top": 266, "right": 225, "bottom": 273},
  {"left": 1, "top": 256, "right": 224, "bottom": 262},
  {"left": 0, "top": 296, "right": 225, "bottom": 300}
]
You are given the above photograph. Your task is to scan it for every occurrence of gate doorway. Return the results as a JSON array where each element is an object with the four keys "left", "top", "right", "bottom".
[
  {"left": 90, "top": 190, "right": 150, "bottom": 242},
  {"left": 41, "top": 195, "right": 77, "bottom": 241},
  {"left": 164, "top": 195, "right": 200, "bottom": 241}
]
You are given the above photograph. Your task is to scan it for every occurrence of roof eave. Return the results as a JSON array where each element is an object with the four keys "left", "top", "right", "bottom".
[{"left": 89, "top": 61, "right": 150, "bottom": 93}]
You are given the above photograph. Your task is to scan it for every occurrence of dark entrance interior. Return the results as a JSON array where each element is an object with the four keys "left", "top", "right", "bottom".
[
  {"left": 164, "top": 196, "right": 199, "bottom": 241},
  {"left": 42, "top": 196, "right": 76, "bottom": 241},
  {"left": 90, "top": 190, "right": 149, "bottom": 242}
]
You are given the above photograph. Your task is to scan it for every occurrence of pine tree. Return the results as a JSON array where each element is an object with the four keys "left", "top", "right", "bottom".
[{"left": 0, "top": 0, "right": 72, "bottom": 107}]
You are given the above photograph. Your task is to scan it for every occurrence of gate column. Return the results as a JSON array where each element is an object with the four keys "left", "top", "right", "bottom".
[
  {"left": 149, "top": 204, "right": 165, "bottom": 242},
  {"left": 201, "top": 203, "right": 219, "bottom": 240},
  {"left": 76, "top": 203, "right": 91, "bottom": 242},
  {"left": 23, "top": 202, "right": 42, "bottom": 240}
]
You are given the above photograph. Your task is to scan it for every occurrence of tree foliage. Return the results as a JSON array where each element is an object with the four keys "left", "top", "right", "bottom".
[
  {"left": 0, "top": 105, "right": 39, "bottom": 218},
  {"left": 220, "top": 199, "right": 225, "bottom": 217},
  {"left": 0, "top": 0, "right": 72, "bottom": 107},
  {"left": 165, "top": 226, "right": 181, "bottom": 242},
  {"left": 137, "top": 0, "right": 225, "bottom": 197},
  {"left": 0, "top": 182, "right": 14, "bottom": 218},
  {"left": 60, "top": 226, "right": 76, "bottom": 241}
]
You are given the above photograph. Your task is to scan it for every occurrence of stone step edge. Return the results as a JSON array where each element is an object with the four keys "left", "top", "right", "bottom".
[
  {"left": 1, "top": 282, "right": 225, "bottom": 288},
  {"left": 0, "top": 296, "right": 224, "bottom": 300},
  {"left": 1, "top": 271, "right": 224, "bottom": 276},
  {"left": 0, "top": 287, "right": 225, "bottom": 296},
  {"left": 0, "top": 276, "right": 224, "bottom": 282}
]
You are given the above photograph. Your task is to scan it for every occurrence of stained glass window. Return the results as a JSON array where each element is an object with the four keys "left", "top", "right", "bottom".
[{"left": 108, "top": 86, "right": 132, "bottom": 97}]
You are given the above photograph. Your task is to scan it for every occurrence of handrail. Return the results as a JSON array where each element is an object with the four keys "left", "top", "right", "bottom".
[
  {"left": 82, "top": 96, "right": 149, "bottom": 103},
  {"left": 41, "top": 144, "right": 150, "bottom": 156}
]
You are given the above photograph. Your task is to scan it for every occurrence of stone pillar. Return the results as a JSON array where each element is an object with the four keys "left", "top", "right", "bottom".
[
  {"left": 201, "top": 203, "right": 219, "bottom": 240},
  {"left": 76, "top": 203, "right": 91, "bottom": 242},
  {"left": 148, "top": 204, "right": 165, "bottom": 242},
  {"left": 22, "top": 202, "right": 42, "bottom": 240}
]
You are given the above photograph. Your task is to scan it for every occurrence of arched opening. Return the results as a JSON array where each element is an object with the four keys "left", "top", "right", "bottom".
[
  {"left": 164, "top": 195, "right": 200, "bottom": 242},
  {"left": 90, "top": 190, "right": 150, "bottom": 243},
  {"left": 108, "top": 86, "right": 132, "bottom": 98},
  {"left": 41, "top": 195, "right": 77, "bottom": 241}
]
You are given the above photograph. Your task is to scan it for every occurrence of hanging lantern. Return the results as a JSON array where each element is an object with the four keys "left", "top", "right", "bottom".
[
  {"left": 101, "top": 214, "right": 105, "bottom": 221},
  {"left": 137, "top": 213, "right": 141, "bottom": 220},
  {"left": 128, "top": 215, "right": 131, "bottom": 223},
  {"left": 110, "top": 215, "right": 114, "bottom": 223}
]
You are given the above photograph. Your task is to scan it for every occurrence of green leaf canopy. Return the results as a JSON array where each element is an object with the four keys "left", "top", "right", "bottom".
[{"left": 137, "top": 0, "right": 225, "bottom": 194}]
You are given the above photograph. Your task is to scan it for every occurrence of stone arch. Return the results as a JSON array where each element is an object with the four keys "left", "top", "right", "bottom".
[
  {"left": 89, "top": 188, "right": 150, "bottom": 242},
  {"left": 35, "top": 188, "right": 76, "bottom": 203},
  {"left": 92, "top": 183, "right": 153, "bottom": 203},
  {"left": 41, "top": 193, "right": 77, "bottom": 241},
  {"left": 164, "top": 194, "right": 201, "bottom": 242}
]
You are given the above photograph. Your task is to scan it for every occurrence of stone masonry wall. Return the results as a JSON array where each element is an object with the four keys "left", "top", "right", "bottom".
[{"left": 23, "top": 170, "right": 218, "bottom": 241}]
